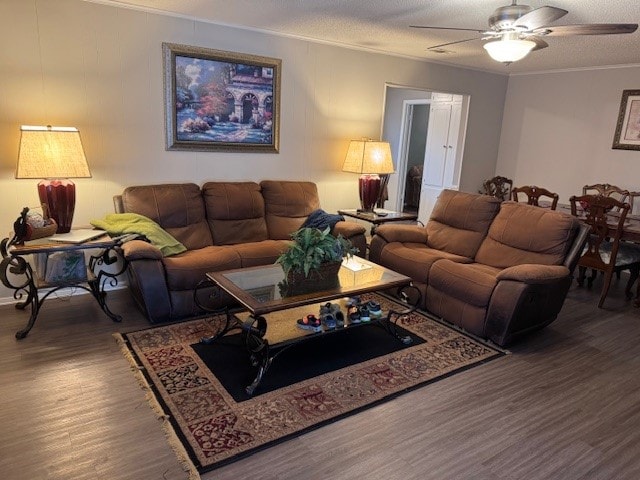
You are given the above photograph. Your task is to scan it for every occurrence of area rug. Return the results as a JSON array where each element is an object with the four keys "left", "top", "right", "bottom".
[{"left": 116, "top": 293, "right": 504, "bottom": 477}]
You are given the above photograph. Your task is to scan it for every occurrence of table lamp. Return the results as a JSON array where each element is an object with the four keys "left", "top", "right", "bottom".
[
  {"left": 16, "top": 125, "right": 91, "bottom": 234},
  {"left": 342, "top": 139, "right": 394, "bottom": 212}
]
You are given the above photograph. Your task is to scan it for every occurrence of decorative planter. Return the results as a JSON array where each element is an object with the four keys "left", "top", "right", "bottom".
[{"left": 284, "top": 260, "right": 342, "bottom": 293}]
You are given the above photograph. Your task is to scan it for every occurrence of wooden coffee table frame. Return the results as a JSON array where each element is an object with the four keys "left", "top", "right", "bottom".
[{"left": 195, "top": 258, "right": 420, "bottom": 396}]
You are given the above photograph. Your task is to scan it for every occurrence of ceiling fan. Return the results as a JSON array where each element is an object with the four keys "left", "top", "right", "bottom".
[{"left": 410, "top": 1, "right": 638, "bottom": 64}]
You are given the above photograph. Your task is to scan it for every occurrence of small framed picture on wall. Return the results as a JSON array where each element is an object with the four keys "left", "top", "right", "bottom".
[
  {"left": 163, "top": 42, "right": 281, "bottom": 153},
  {"left": 612, "top": 89, "right": 640, "bottom": 151}
]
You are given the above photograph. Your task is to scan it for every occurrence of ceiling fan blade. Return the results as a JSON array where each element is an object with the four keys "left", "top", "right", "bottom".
[
  {"left": 514, "top": 6, "right": 568, "bottom": 31},
  {"left": 410, "top": 25, "right": 486, "bottom": 33},
  {"left": 539, "top": 23, "right": 639, "bottom": 36},
  {"left": 528, "top": 36, "right": 549, "bottom": 51},
  {"left": 427, "top": 37, "right": 481, "bottom": 50}
]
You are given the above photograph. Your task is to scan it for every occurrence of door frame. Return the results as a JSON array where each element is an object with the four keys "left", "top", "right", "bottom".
[
  {"left": 395, "top": 99, "right": 431, "bottom": 212},
  {"left": 381, "top": 84, "right": 471, "bottom": 216}
]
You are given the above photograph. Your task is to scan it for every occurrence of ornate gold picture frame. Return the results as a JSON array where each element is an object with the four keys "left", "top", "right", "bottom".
[
  {"left": 613, "top": 89, "right": 640, "bottom": 151},
  {"left": 163, "top": 43, "right": 281, "bottom": 153}
]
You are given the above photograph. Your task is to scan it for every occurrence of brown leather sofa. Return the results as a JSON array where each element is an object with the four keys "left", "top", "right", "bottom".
[
  {"left": 113, "top": 180, "right": 367, "bottom": 323},
  {"left": 369, "top": 189, "right": 589, "bottom": 346}
]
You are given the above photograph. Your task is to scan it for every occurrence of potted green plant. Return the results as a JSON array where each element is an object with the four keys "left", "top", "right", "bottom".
[{"left": 277, "top": 227, "right": 358, "bottom": 288}]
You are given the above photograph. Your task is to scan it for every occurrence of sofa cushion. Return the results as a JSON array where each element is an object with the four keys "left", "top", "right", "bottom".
[
  {"left": 202, "top": 182, "right": 269, "bottom": 245},
  {"left": 426, "top": 189, "right": 501, "bottom": 258},
  {"left": 428, "top": 260, "right": 502, "bottom": 308},
  {"left": 379, "top": 243, "right": 472, "bottom": 284},
  {"left": 162, "top": 246, "right": 242, "bottom": 290},
  {"left": 234, "top": 240, "right": 290, "bottom": 268},
  {"left": 121, "top": 183, "right": 213, "bottom": 250},
  {"left": 426, "top": 260, "right": 502, "bottom": 338},
  {"left": 475, "top": 202, "right": 577, "bottom": 269},
  {"left": 426, "top": 286, "right": 488, "bottom": 338},
  {"left": 261, "top": 181, "right": 320, "bottom": 240}
]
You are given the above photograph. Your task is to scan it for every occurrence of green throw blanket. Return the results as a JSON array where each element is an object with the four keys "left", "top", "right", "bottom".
[{"left": 91, "top": 213, "right": 187, "bottom": 257}]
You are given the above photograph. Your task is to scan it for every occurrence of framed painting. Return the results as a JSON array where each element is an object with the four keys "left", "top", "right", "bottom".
[
  {"left": 163, "top": 43, "right": 281, "bottom": 153},
  {"left": 613, "top": 89, "right": 640, "bottom": 151}
]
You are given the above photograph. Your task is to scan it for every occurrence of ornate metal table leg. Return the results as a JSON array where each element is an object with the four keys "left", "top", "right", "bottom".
[
  {"left": 200, "top": 307, "right": 245, "bottom": 344},
  {"left": 243, "top": 315, "right": 269, "bottom": 396},
  {"left": 15, "top": 288, "right": 40, "bottom": 340},
  {"left": 0, "top": 248, "right": 41, "bottom": 339},
  {"left": 87, "top": 245, "right": 130, "bottom": 322},
  {"left": 195, "top": 279, "right": 244, "bottom": 343},
  {"left": 382, "top": 284, "right": 422, "bottom": 345}
]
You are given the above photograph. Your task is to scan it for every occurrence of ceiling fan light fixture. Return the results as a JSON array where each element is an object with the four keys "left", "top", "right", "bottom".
[{"left": 483, "top": 38, "right": 536, "bottom": 63}]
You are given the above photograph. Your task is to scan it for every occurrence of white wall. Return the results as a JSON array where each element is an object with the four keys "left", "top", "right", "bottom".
[
  {"left": 0, "top": 0, "right": 508, "bottom": 302},
  {"left": 496, "top": 66, "right": 640, "bottom": 204}
]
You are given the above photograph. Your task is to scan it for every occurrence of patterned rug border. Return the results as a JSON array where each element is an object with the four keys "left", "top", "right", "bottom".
[
  {"left": 116, "top": 294, "right": 506, "bottom": 475},
  {"left": 113, "top": 332, "right": 202, "bottom": 480}
]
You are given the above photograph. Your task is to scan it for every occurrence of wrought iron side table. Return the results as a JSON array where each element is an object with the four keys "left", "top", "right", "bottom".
[
  {"left": 338, "top": 209, "right": 418, "bottom": 236},
  {"left": 0, "top": 233, "right": 136, "bottom": 339}
]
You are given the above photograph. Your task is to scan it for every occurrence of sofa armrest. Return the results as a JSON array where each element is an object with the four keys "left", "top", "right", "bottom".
[
  {"left": 120, "top": 240, "right": 173, "bottom": 323},
  {"left": 332, "top": 221, "right": 367, "bottom": 257},
  {"left": 374, "top": 224, "right": 428, "bottom": 244},
  {"left": 496, "top": 264, "right": 570, "bottom": 284},
  {"left": 563, "top": 221, "right": 590, "bottom": 272},
  {"left": 121, "top": 239, "right": 163, "bottom": 260},
  {"left": 332, "top": 220, "right": 365, "bottom": 239},
  {"left": 485, "top": 274, "right": 573, "bottom": 347},
  {"left": 124, "top": 256, "right": 173, "bottom": 323}
]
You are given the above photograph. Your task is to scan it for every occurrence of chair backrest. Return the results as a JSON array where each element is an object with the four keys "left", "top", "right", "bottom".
[
  {"left": 512, "top": 185, "right": 559, "bottom": 210},
  {"left": 481, "top": 176, "right": 513, "bottom": 201},
  {"left": 582, "top": 183, "right": 630, "bottom": 208},
  {"left": 569, "top": 194, "right": 630, "bottom": 268},
  {"left": 627, "top": 191, "right": 640, "bottom": 215}
]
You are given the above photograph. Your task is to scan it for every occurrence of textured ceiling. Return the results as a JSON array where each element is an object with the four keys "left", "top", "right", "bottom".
[{"left": 88, "top": 0, "right": 640, "bottom": 74}]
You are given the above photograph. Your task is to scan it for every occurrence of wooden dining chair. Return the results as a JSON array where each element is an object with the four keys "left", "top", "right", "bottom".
[
  {"left": 512, "top": 185, "right": 559, "bottom": 210},
  {"left": 569, "top": 194, "right": 640, "bottom": 308},
  {"left": 582, "top": 183, "right": 630, "bottom": 210},
  {"left": 481, "top": 176, "right": 513, "bottom": 201}
]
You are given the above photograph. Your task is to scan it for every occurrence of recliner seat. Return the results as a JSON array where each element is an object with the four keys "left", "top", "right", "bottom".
[{"left": 369, "top": 190, "right": 589, "bottom": 346}]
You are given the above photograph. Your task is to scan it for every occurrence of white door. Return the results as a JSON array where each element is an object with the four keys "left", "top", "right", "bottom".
[
  {"left": 443, "top": 102, "right": 462, "bottom": 190},
  {"left": 417, "top": 97, "right": 466, "bottom": 225},
  {"left": 418, "top": 103, "right": 452, "bottom": 225}
]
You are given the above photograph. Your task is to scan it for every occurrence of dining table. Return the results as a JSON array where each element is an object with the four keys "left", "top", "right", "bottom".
[
  {"left": 555, "top": 203, "right": 640, "bottom": 243},
  {"left": 555, "top": 202, "right": 640, "bottom": 307}
]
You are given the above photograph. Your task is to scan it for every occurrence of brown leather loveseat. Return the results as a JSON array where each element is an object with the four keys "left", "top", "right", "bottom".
[
  {"left": 369, "top": 189, "right": 589, "bottom": 346},
  {"left": 113, "top": 180, "right": 367, "bottom": 323}
]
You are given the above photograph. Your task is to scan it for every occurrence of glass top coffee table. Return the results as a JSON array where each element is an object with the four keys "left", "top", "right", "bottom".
[{"left": 201, "top": 256, "right": 419, "bottom": 396}]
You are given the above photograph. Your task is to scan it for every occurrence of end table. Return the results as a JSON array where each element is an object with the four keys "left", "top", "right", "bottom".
[
  {"left": 338, "top": 209, "right": 418, "bottom": 236},
  {"left": 0, "top": 233, "right": 136, "bottom": 339}
]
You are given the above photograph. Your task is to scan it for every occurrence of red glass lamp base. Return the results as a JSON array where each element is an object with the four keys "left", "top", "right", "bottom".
[
  {"left": 37, "top": 179, "right": 76, "bottom": 234},
  {"left": 358, "top": 174, "right": 381, "bottom": 212}
]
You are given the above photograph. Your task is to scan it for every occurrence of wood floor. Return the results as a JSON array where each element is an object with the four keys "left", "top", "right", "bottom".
[{"left": 1, "top": 277, "right": 640, "bottom": 480}]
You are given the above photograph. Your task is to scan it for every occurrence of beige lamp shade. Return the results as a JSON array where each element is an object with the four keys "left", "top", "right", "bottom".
[
  {"left": 16, "top": 125, "right": 91, "bottom": 179},
  {"left": 342, "top": 139, "right": 395, "bottom": 175},
  {"left": 16, "top": 125, "right": 91, "bottom": 234}
]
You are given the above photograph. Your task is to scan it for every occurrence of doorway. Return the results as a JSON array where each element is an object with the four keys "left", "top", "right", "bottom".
[
  {"left": 400, "top": 102, "right": 429, "bottom": 215},
  {"left": 381, "top": 85, "right": 470, "bottom": 225}
]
